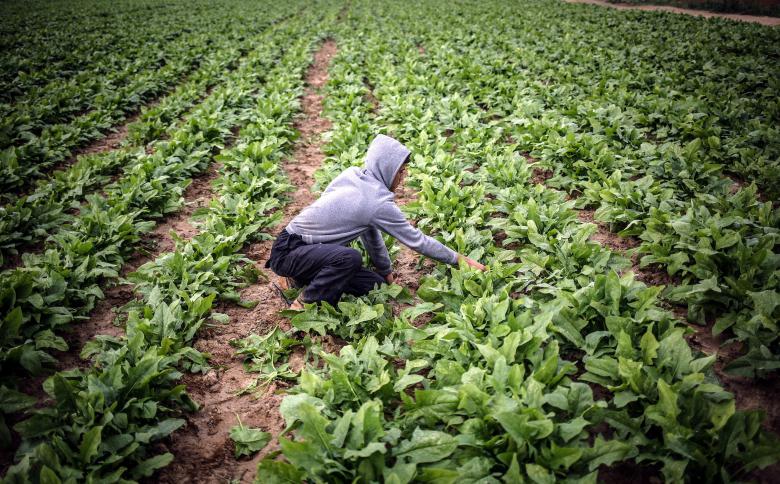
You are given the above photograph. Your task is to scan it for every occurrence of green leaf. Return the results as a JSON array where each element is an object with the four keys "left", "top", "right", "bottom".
[
  {"left": 255, "top": 459, "right": 306, "bottom": 484},
  {"left": 79, "top": 426, "right": 103, "bottom": 464},
  {"left": 0, "top": 386, "right": 37, "bottom": 413},
  {"left": 394, "top": 374, "right": 424, "bottom": 392},
  {"left": 526, "top": 463, "right": 554, "bottom": 484},
  {"left": 401, "top": 302, "right": 442, "bottom": 323},
  {"left": 343, "top": 441, "right": 387, "bottom": 459},
  {"left": 748, "top": 291, "right": 779, "bottom": 317},
  {"left": 230, "top": 416, "right": 272, "bottom": 458},
  {"left": 639, "top": 328, "right": 659, "bottom": 365},
  {"left": 394, "top": 428, "right": 458, "bottom": 464},
  {"left": 0, "top": 415, "right": 10, "bottom": 449},
  {"left": 585, "top": 436, "right": 637, "bottom": 471},
  {"left": 131, "top": 452, "right": 174, "bottom": 479},
  {"left": 558, "top": 416, "right": 590, "bottom": 442},
  {"left": 494, "top": 411, "right": 554, "bottom": 443}
]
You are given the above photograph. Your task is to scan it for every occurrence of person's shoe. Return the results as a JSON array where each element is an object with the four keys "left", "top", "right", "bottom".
[
  {"left": 272, "top": 281, "right": 295, "bottom": 306},
  {"left": 272, "top": 278, "right": 307, "bottom": 309},
  {"left": 278, "top": 276, "right": 301, "bottom": 290}
]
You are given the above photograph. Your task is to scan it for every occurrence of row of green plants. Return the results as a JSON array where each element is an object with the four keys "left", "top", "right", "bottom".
[
  {"left": 248, "top": 2, "right": 778, "bottom": 482},
  {"left": 0, "top": 12, "right": 292, "bottom": 267},
  {"left": 0, "top": 13, "right": 310, "bottom": 462},
  {"left": 1, "top": 6, "right": 336, "bottom": 480},
  {"left": 454, "top": 0, "right": 780, "bottom": 377},
  {"left": 324, "top": 0, "right": 779, "bottom": 377},
  {"left": 0, "top": 1, "right": 294, "bottom": 199},
  {"left": 0, "top": 0, "right": 217, "bottom": 100}
]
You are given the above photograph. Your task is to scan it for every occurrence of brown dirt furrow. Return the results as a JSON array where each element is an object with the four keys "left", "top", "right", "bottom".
[
  {"left": 363, "top": 78, "right": 380, "bottom": 114},
  {"left": 48, "top": 96, "right": 164, "bottom": 178},
  {"left": 576, "top": 209, "right": 639, "bottom": 252},
  {"left": 563, "top": 0, "right": 780, "bottom": 26},
  {"left": 157, "top": 39, "right": 338, "bottom": 484},
  {"left": 530, "top": 165, "right": 552, "bottom": 185}
]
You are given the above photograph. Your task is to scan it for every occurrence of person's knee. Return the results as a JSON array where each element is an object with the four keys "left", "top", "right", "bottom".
[{"left": 344, "top": 249, "right": 363, "bottom": 271}]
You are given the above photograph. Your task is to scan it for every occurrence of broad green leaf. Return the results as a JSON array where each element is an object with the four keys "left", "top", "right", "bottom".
[
  {"left": 394, "top": 428, "right": 457, "bottom": 464},
  {"left": 79, "top": 426, "right": 103, "bottom": 464},
  {"left": 255, "top": 459, "right": 305, "bottom": 484},
  {"left": 130, "top": 452, "right": 174, "bottom": 479}
]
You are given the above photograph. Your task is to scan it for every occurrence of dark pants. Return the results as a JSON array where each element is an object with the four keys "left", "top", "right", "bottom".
[{"left": 266, "top": 229, "right": 385, "bottom": 306}]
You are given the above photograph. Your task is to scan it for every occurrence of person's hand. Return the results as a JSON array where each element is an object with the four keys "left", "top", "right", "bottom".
[
  {"left": 385, "top": 272, "right": 395, "bottom": 284},
  {"left": 459, "top": 254, "right": 486, "bottom": 271}
]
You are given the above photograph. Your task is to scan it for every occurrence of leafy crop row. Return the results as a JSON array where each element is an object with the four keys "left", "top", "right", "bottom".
[
  {"left": 0, "top": 2, "right": 295, "bottom": 199},
  {"left": 0, "top": 11, "right": 293, "bottom": 267},
  {"left": 0, "top": 12, "right": 314, "bottom": 464},
  {"left": 1, "top": 6, "right": 336, "bottom": 480},
  {"left": 466, "top": 1, "right": 780, "bottom": 377},
  {"left": 0, "top": 1, "right": 227, "bottom": 100},
  {"left": 252, "top": 2, "right": 779, "bottom": 482}
]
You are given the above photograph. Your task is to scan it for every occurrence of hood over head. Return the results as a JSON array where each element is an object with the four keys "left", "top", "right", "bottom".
[{"left": 364, "top": 134, "right": 410, "bottom": 190}]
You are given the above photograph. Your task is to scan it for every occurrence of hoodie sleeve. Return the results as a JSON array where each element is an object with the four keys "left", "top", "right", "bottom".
[
  {"left": 361, "top": 227, "right": 393, "bottom": 276},
  {"left": 372, "top": 201, "right": 459, "bottom": 266}
]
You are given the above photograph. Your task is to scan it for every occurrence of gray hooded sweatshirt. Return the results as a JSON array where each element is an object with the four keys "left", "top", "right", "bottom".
[{"left": 285, "top": 134, "right": 459, "bottom": 276}]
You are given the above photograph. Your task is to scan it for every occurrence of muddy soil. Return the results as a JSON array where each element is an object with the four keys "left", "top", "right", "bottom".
[
  {"left": 156, "top": 39, "right": 338, "bottom": 484},
  {"left": 564, "top": 0, "right": 780, "bottom": 26}
]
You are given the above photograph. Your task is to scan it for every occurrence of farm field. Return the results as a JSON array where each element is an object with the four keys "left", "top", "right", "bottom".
[{"left": 1, "top": 0, "right": 779, "bottom": 482}]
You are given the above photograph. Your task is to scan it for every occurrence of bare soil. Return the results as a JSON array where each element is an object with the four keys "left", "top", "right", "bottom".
[
  {"left": 577, "top": 209, "right": 639, "bottom": 252},
  {"left": 156, "top": 39, "right": 338, "bottom": 484},
  {"left": 74, "top": 118, "right": 136, "bottom": 159},
  {"left": 363, "top": 77, "right": 380, "bottom": 114},
  {"left": 563, "top": 0, "right": 780, "bottom": 26},
  {"left": 531, "top": 166, "right": 553, "bottom": 185},
  {"left": 48, "top": 114, "right": 138, "bottom": 176}
]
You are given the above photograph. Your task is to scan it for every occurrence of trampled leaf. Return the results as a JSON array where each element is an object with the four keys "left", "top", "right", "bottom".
[{"left": 229, "top": 417, "right": 271, "bottom": 458}]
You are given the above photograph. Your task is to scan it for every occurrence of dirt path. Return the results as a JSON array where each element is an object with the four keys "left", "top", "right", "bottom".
[
  {"left": 156, "top": 39, "right": 337, "bottom": 484},
  {"left": 563, "top": 0, "right": 780, "bottom": 26}
]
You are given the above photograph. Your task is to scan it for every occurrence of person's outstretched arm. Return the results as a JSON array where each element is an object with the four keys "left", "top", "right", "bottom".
[{"left": 372, "top": 201, "right": 484, "bottom": 271}]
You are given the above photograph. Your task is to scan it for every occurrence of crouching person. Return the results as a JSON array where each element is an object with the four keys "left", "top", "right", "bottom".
[{"left": 266, "top": 134, "right": 484, "bottom": 309}]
